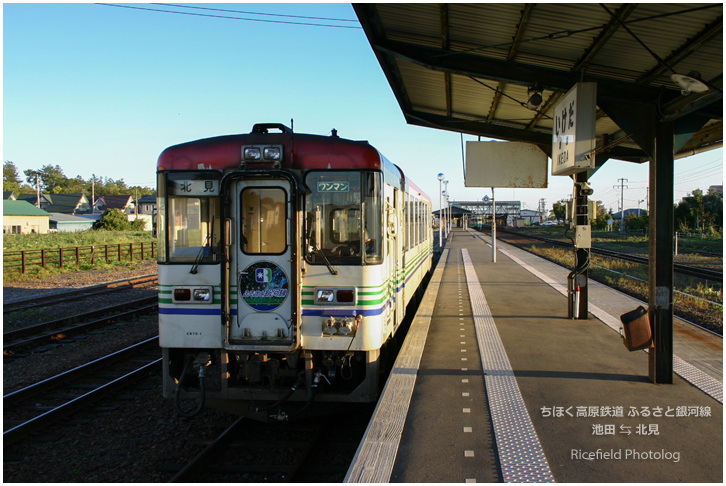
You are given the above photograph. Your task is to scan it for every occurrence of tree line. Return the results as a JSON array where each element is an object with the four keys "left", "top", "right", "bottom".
[
  {"left": 551, "top": 187, "right": 723, "bottom": 234},
  {"left": 3, "top": 161, "right": 155, "bottom": 197}
]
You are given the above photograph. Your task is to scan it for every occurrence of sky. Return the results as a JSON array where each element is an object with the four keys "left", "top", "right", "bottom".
[{"left": 3, "top": 2, "right": 723, "bottom": 213}]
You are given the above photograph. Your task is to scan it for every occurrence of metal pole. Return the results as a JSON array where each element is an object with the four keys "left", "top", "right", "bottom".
[
  {"left": 573, "top": 172, "right": 589, "bottom": 319},
  {"left": 439, "top": 182, "right": 442, "bottom": 247},
  {"left": 447, "top": 196, "right": 451, "bottom": 234},
  {"left": 648, "top": 121, "right": 674, "bottom": 384},
  {"left": 437, "top": 173, "right": 444, "bottom": 247},
  {"left": 444, "top": 180, "right": 449, "bottom": 235},
  {"left": 491, "top": 187, "right": 497, "bottom": 263}
]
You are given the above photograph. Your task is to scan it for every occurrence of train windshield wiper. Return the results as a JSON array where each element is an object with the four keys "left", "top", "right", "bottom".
[
  {"left": 190, "top": 217, "right": 215, "bottom": 274},
  {"left": 312, "top": 242, "right": 338, "bottom": 275}
]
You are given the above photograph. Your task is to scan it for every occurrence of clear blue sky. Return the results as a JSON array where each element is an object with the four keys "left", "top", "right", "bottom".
[{"left": 3, "top": 3, "right": 723, "bottom": 212}]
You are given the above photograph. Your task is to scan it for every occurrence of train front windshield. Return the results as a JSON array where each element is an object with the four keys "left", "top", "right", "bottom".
[
  {"left": 157, "top": 172, "right": 221, "bottom": 263},
  {"left": 304, "top": 171, "right": 382, "bottom": 265}
]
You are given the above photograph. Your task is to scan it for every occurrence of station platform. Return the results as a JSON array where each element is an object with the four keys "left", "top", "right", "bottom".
[{"left": 345, "top": 228, "right": 722, "bottom": 483}]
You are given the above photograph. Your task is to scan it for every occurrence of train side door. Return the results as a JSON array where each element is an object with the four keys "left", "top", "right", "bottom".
[
  {"left": 385, "top": 186, "right": 404, "bottom": 331},
  {"left": 228, "top": 178, "right": 297, "bottom": 351},
  {"left": 392, "top": 188, "right": 405, "bottom": 327}
]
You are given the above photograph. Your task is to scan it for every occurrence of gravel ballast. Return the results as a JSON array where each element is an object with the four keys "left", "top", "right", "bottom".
[{"left": 3, "top": 261, "right": 241, "bottom": 482}]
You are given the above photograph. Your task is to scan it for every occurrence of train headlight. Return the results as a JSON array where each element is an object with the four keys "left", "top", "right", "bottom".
[
  {"left": 314, "top": 287, "right": 356, "bottom": 305},
  {"left": 193, "top": 288, "right": 212, "bottom": 302},
  {"left": 263, "top": 147, "right": 281, "bottom": 161},
  {"left": 316, "top": 289, "right": 335, "bottom": 303},
  {"left": 172, "top": 286, "right": 214, "bottom": 304},
  {"left": 243, "top": 147, "right": 262, "bottom": 161},
  {"left": 242, "top": 145, "right": 283, "bottom": 163}
]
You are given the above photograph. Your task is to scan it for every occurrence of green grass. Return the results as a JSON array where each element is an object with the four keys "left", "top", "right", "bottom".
[
  {"left": 525, "top": 244, "right": 722, "bottom": 327},
  {"left": 3, "top": 230, "right": 154, "bottom": 252},
  {"left": 3, "top": 230, "right": 157, "bottom": 282}
]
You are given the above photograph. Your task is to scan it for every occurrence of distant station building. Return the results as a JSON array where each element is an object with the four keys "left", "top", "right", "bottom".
[{"left": 453, "top": 200, "right": 522, "bottom": 227}]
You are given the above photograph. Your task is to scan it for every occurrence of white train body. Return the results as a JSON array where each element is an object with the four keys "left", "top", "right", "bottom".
[{"left": 156, "top": 124, "right": 432, "bottom": 417}]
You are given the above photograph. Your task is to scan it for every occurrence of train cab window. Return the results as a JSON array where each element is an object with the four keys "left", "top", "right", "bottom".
[
  {"left": 159, "top": 172, "right": 221, "bottom": 264},
  {"left": 304, "top": 171, "right": 383, "bottom": 265},
  {"left": 240, "top": 187, "right": 286, "bottom": 254},
  {"left": 362, "top": 172, "right": 382, "bottom": 264}
]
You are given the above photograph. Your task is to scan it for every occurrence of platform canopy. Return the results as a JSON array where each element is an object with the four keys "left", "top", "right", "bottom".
[{"left": 353, "top": 3, "right": 722, "bottom": 169}]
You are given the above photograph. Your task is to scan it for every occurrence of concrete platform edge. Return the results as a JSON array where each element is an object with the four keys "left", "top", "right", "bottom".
[{"left": 344, "top": 249, "right": 449, "bottom": 483}]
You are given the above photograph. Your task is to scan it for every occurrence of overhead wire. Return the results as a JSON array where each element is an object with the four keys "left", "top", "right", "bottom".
[
  {"left": 96, "top": 3, "right": 362, "bottom": 29},
  {"left": 152, "top": 3, "right": 359, "bottom": 23}
]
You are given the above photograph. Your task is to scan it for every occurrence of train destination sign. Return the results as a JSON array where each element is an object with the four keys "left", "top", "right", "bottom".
[
  {"left": 551, "top": 82, "right": 597, "bottom": 176},
  {"left": 171, "top": 179, "right": 219, "bottom": 196}
]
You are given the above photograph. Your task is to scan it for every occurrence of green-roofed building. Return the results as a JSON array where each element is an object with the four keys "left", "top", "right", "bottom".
[{"left": 3, "top": 200, "right": 51, "bottom": 234}]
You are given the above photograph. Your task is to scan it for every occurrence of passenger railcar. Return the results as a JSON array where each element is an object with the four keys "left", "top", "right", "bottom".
[{"left": 156, "top": 123, "right": 432, "bottom": 419}]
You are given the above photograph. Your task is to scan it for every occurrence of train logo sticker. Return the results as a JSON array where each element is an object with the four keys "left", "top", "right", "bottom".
[{"left": 239, "top": 262, "right": 289, "bottom": 312}]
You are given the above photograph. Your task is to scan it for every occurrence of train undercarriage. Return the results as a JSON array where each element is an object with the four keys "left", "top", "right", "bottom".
[{"left": 164, "top": 345, "right": 394, "bottom": 421}]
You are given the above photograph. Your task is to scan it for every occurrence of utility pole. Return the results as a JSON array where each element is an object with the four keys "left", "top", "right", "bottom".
[
  {"left": 614, "top": 178, "right": 628, "bottom": 229},
  {"left": 92, "top": 174, "right": 96, "bottom": 214},
  {"left": 34, "top": 172, "right": 40, "bottom": 208}
]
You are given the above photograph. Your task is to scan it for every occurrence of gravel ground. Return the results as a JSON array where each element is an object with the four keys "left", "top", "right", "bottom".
[
  {"left": 3, "top": 260, "right": 159, "bottom": 303},
  {"left": 3, "top": 261, "right": 241, "bottom": 483}
]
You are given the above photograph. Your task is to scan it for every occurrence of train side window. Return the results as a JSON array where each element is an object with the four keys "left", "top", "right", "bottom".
[
  {"left": 405, "top": 193, "right": 411, "bottom": 251},
  {"left": 362, "top": 172, "right": 382, "bottom": 264}
]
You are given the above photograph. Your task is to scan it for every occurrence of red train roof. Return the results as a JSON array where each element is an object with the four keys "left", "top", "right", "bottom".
[
  {"left": 157, "top": 127, "right": 430, "bottom": 202},
  {"left": 157, "top": 132, "right": 384, "bottom": 172}
]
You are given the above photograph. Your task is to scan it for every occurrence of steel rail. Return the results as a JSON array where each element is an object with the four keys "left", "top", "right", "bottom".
[
  {"left": 169, "top": 418, "right": 325, "bottom": 482},
  {"left": 492, "top": 227, "right": 722, "bottom": 282},
  {"left": 472, "top": 227, "right": 722, "bottom": 335},
  {"left": 3, "top": 274, "right": 158, "bottom": 313},
  {"left": 169, "top": 417, "right": 248, "bottom": 482},
  {"left": 3, "top": 301, "right": 158, "bottom": 354},
  {"left": 3, "top": 337, "right": 159, "bottom": 406},
  {"left": 3, "top": 296, "right": 158, "bottom": 343},
  {"left": 3, "top": 358, "right": 161, "bottom": 446}
]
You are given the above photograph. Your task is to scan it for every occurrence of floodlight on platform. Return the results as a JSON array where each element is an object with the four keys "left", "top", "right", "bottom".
[
  {"left": 671, "top": 71, "right": 709, "bottom": 96},
  {"left": 526, "top": 84, "right": 543, "bottom": 110}
]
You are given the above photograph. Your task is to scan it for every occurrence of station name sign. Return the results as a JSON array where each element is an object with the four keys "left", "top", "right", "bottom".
[{"left": 552, "top": 82, "right": 597, "bottom": 176}]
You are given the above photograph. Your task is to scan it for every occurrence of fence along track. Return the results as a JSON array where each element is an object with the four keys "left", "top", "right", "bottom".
[{"left": 3, "top": 241, "right": 156, "bottom": 274}]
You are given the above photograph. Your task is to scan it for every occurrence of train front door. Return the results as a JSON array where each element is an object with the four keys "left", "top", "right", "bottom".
[{"left": 228, "top": 178, "right": 297, "bottom": 350}]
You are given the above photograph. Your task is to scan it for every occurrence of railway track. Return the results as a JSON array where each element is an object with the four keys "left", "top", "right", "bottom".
[
  {"left": 3, "top": 337, "right": 161, "bottom": 446},
  {"left": 472, "top": 226, "right": 722, "bottom": 335},
  {"left": 490, "top": 227, "right": 722, "bottom": 282},
  {"left": 168, "top": 406, "right": 373, "bottom": 482},
  {"left": 3, "top": 274, "right": 158, "bottom": 314},
  {"left": 3, "top": 296, "right": 158, "bottom": 355}
]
